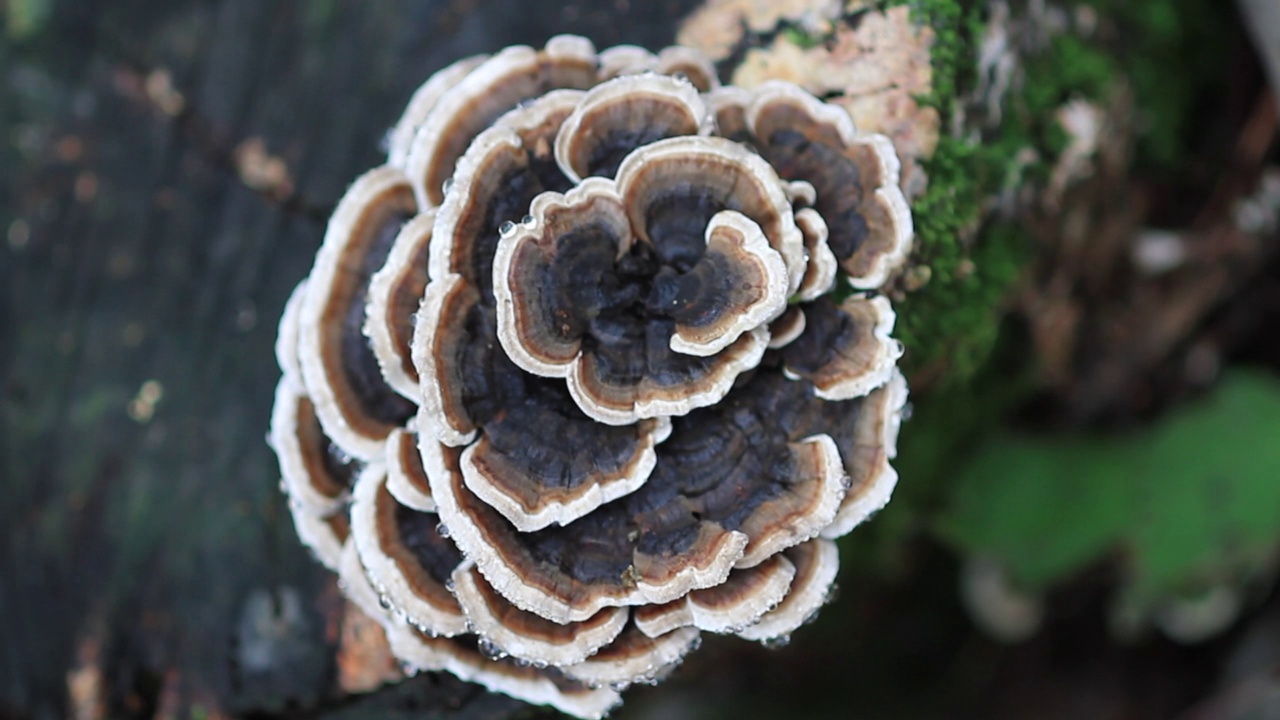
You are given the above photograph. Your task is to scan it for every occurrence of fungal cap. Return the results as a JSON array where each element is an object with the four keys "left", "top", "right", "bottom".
[
  {"left": 349, "top": 465, "right": 468, "bottom": 636},
  {"left": 364, "top": 211, "right": 437, "bottom": 400},
  {"left": 451, "top": 562, "right": 630, "bottom": 667},
  {"left": 635, "top": 552, "right": 797, "bottom": 637},
  {"left": 385, "top": 426, "right": 435, "bottom": 513},
  {"left": 298, "top": 165, "right": 417, "bottom": 460},
  {"left": 737, "top": 539, "right": 841, "bottom": 642},
  {"left": 821, "top": 369, "right": 909, "bottom": 538}
]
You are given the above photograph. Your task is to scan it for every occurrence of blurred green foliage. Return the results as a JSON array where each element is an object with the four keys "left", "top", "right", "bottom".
[
  {"left": 937, "top": 370, "right": 1280, "bottom": 609},
  {"left": 893, "top": 0, "right": 1233, "bottom": 383},
  {"left": 1080, "top": 0, "right": 1230, "bottom": 172},
  {"left": 4, "top": 0, "right": 53, "bottom": 39}
]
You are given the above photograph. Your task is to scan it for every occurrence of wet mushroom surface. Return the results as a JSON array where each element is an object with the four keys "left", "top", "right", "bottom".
[{"left": 271, "top": 35, "right": 911, "bottom": 719}]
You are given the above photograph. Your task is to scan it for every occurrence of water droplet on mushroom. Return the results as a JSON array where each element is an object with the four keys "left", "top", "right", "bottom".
[
  {"left": 762, "top": 635, "right": 791, "bottom": 649},
  {"left": 329, "top": 446, "right": 354, "bottom": 467},
  {"left": 478, "top": 637, "right": 508, "bottom": 660},
  {"left": 901, "top": 402, "right": 915, "bottom": 422},
  {"left": 378, "top": 594, "right": 393, "bottom": 610},
  {"left": 672, "top": 71, "right": 689, "bottom": 82},
  {"left": 521, "top": 214, "right": 534, "bottom": 226},
  {"left": 444, "top": 576, "right": 456, "bottom": 592},
  {"left": 499, "top": 220, "right": 517, "bottom": 236},
  {"left": 436, "top": 522, "right": 451, "bottom": 538},
  {"left": 825, "top": 582, "right": 841, "bottom": 604},
  {"left": 441, "top": 178, "right": 454, "bottom": 195}
]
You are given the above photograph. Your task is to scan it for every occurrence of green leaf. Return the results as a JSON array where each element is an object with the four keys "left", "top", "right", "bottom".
[
  {"left": 935, "top": 370, "right": 1280, "bottom": 608},
  {"left": 1125, "top": 372, "right": 1280, "bottom": 603},
  {"left": 937, "top": 434, "right": 1131, "bottom": 590}
]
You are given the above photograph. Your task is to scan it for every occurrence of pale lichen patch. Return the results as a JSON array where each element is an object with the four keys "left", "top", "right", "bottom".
[
  {"left": 676, "top": 0, "right": 844, "bottom": 61},
  {"left": 682, "top": 5, "right": 940, "bottom": 200}
]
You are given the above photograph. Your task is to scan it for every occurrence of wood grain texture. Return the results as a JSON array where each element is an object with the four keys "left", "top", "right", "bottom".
[{"left": 0, "top": 2, "right": 701, "bottom": 717}]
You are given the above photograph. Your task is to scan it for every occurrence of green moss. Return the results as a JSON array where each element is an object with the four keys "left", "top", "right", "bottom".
[
  {"left": 780, "top": 25, "right": 822, "bottom": 50},
  {"left": 899, "top": 0, "right": 969, "bottom": 110},
  {"left": 879, "top": 0, "right": 1032, "bottom": 382},
  {"left": 888, "top": 0, "right": 1177, "bottom": 383},
  {"left": 893, "top": 139, "right": 1027, "bottom": 381}
]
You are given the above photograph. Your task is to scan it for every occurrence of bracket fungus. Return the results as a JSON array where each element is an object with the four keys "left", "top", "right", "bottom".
[{"left": 271, "top": 35, "right": 911, "bottom": 718}]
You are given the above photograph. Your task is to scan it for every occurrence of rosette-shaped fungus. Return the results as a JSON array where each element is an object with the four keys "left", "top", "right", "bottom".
[{"left": 269, "top": 35, "right": 911, "bottom": 718}]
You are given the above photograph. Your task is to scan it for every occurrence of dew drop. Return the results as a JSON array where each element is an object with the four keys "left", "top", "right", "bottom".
[
  {"left": 825, "top": 582, "right": 841, "bottom": 604},
  {"left": 441, "top": 178, "right": 455, "bottom": 196},
  {"left": 444, "top": 576, "right": 456, "bottom": 592},
  {"left": 521, "top": 214, "right": 534, "bottom": 226},
  {"left": 499, "top": 220, "right": 517, "bottom": 236},
  {"left": 478, "top": 637, "right": 508, "bottom": 660},
  {"left": 900, "top": 402, "right": 915, "bottom": 422},
  {"left": 762, "top": 635, "right": 791, "bottom": 649},
  {"left": 435, "top": 522, "right": 451, "bottom": 538},
  {"left": 672, "top": 71, "right": 689, "bottom": 82},
  {"left": 332, "top": 447, "right": 354, "bottom": 466},
  {"left": 378, "top": 594, "right": 393, "bottom": 610}
]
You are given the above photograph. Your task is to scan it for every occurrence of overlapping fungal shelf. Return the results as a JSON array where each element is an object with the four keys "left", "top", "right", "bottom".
[{"left": 269, "top": 35, "right": 912, "bottom": 719}]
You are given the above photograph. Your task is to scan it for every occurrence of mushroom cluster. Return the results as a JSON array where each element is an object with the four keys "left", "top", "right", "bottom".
[{"left": 270, "top": 36, "right": 911, "bottom": 718}]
